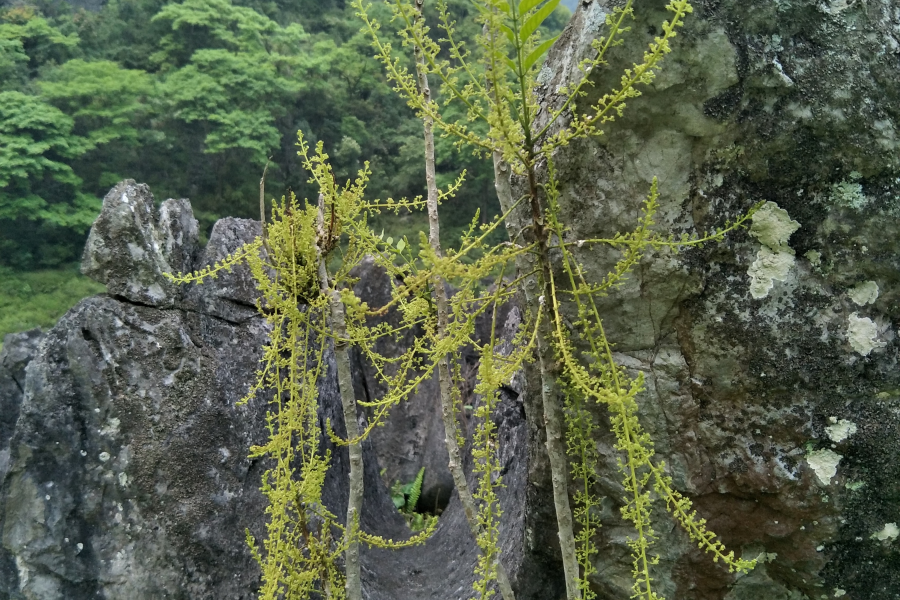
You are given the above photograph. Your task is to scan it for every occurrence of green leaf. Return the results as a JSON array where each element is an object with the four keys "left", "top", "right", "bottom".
[
  {"left": 499, "top": 23, "right": 516, "bottom": 46},
  {"left": 386, "top": 236, "right": 393, "bottom": 246},
  {"left": 390, "top": 481, "right": 406, "bottom": 509},
  {"left": 396, "top": 238, "right": 406, "bottom": 252},
  {"left": 523, "top": 34, "right": 559, "bottom": 71},
  {"left": 519, "top": 0, "right": 560, "bottom": 42},
  {"left": 407, "top": 467, "right": 425, "bottom": 512},
  {"left": 504, "top": 56, "right": 519, "bottom": 76},
  {"left": 518, "top": 0, "right": 545, "bottom": 15}
]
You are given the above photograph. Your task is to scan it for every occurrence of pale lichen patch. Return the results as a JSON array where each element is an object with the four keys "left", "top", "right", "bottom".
[
  {"left": 748, "top": 247, "right": 795, "bottom": 299},
  {"left": 847, "top": 313, "right": 884, "bottom": 356},
  {"left": 749, "top": 201, "right": 801, "bottom": 251},
  {"left": 747, "top": 202, "right": 800, "bottom": 298},
  {"left": 825, "top": 419, "right": 857, "bottom": 443},
  {"left": 807, "top": 449, "right": 842, "bottom": 485},
  {"left": 849, "top": 281, "right": 879, "bottom": 306},
  {"left": 826, "top": 0, "right": 852, "bottom": 13},
  {"left": 830, "top": 176, "right": 869, "bottom": 210},
  {"left": 871, "top": 522, "right": 899, "bottom": 542},
  {"left": 100, "top": 417, "right": 121, "bottom": 437}
]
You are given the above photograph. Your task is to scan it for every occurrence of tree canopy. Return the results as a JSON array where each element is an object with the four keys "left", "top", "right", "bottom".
[{"left": 0, "top": 0, "right": 571, "bottom": 269}]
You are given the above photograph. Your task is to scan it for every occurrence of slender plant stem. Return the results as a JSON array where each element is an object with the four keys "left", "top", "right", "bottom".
[
  {"left": 259, "top": 159, "right": 271, "bottom": 255},
  {"left": 492, "top": 154, "right": 581, "bottom": 600},
  {"left": 414, "top": 1, "right": 515, "bottom": 598},
  {"left": 317, "top": 196, "right": 363, "bottom": 600}
]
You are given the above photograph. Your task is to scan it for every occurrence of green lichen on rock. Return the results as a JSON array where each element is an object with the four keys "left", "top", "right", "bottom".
[
  {"left": 804, "top": 250, "right": 822, "bottom": 266},
  {"left": 848, "top": 281, "right": 879, "bottom": 306},
  {"left": 749, "top": 201, "right": 801, "bottom": 251},
  {"left": 747, "top": 201, "right": 801, "bottom": 299},
  {"left": 871, "top": 523, "right": 898, "bottom": 543},
  {"left": 825, "top": 418, "right": 857, "bottom": 443},
  {"left": 748, "top": 248, "right": 796, "bottom": 299},
  {"left": 830, "top": 173, "right": 870, "bottom": 210}
]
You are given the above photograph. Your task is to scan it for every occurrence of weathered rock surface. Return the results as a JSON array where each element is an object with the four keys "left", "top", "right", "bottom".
[
  {"left": 0, "top": 329, "right": 43, "bottom": 480},
  {"left": 349, "top": 257, "right": 454, "bottom": 514},
  {"left": 6, "top": 2, "right": 900, "bottom": 599},
  {"left": 0, "top": 328, "right": 44, "bottom": 598},
  {"left": 80, "top": 180, "right": 199, "bottom": 308},
  {"left": 0, "top": 183, "right": 550, "bottom": 599},
  {"left": 531, "top": 0, "right": 900, "bottom": 598}
]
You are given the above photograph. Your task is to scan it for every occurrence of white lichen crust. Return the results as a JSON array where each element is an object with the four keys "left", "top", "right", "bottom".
[
  {"left": 807, "top": 449, "right": 842, "bottom": 486},
  {"left": 747, "top": 201, "right": 801, "bottom": 299},
  {"left": 825, "top": 419, "right": 857, "bottom": 443},
  {"left": 846, "top": 313, "right": 883, "bottom": 356},
  {"left": 849, "top": 281, "right": 879, "bottom": 306}
]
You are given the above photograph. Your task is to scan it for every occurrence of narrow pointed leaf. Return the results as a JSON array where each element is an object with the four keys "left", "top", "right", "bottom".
[
  {"left": 519, "top": 0, "right": 560, "bottom": 42},
  {"left": 523, "top": 34, "right": 559, "bottom": 71},
  {"left": 499, "top": 23, "right": 516, "bottom": 46},
  {"left": 504, "top": 56, "right": 519, "bottom": 76},
  {"left": 518, "top": 0, "right": 545, "bottom": 15},
  {"left": 497, "top": 0, "right": 510, "bottom": 14}
]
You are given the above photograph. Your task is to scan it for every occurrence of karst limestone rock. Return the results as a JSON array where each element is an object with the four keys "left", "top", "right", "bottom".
[
  {"left": 80, "top": 180, "right": 199, "bottom": 307},
  {"left": 3, "top": 1, "right": 900, "bottom": 598},
  {"left": 0, "top": 182, "right": 542, "bottom": 600},
  {"left": 527, "top": 0, "right": 900, "bottom": 597}
]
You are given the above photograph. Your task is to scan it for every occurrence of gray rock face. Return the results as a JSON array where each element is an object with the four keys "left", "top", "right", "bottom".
[
  {"left": 533, "top": 0, "right": 900, "bottom": 598},
  {"left": 7, "top": 1, "right": 898, "bottom": 598},
  {"left": 187, "top": 217, "right": 266, "bottom": 324},
  {"left": 0, "top": 328, "right": 44, "bottom": 598},
  {"left": 349, "top": 257, "right": 454, "bottom": 514},
  {"left": 0, "top": 329, "right": 43, "bottom": 477},
  {"left": 81, "top": 180, "right": 199, "bottom": 308}
]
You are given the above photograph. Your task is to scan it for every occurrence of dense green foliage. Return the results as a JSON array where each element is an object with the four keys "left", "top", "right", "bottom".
[{"left": 0, "top": 0, "right": 571, "bottom": 269}]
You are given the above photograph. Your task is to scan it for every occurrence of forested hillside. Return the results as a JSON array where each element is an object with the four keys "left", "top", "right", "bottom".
[
  {"left": 0, "top": 0, "right": 569, "bottom": 343},
  {"left": 0, "top": 0, "right": 572, "bottom": 270}
]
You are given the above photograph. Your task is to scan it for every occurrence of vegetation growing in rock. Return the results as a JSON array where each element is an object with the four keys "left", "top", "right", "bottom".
[
  {"left": 165, "top": 0, "right": 753, "bottom": 600},
  {"left": 167, "top": 1, "right": 762, "bottom": 600},
  {"left": 390, "top": 467, "right": 431, "bottom": 530},
  {"left": 357, "top": 0, "right": 758, "bottom": 597}
]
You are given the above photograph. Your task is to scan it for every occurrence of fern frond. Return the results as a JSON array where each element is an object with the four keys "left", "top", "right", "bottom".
[{"left": 407, "top": 467, "right": 425, "bottom": 512}]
